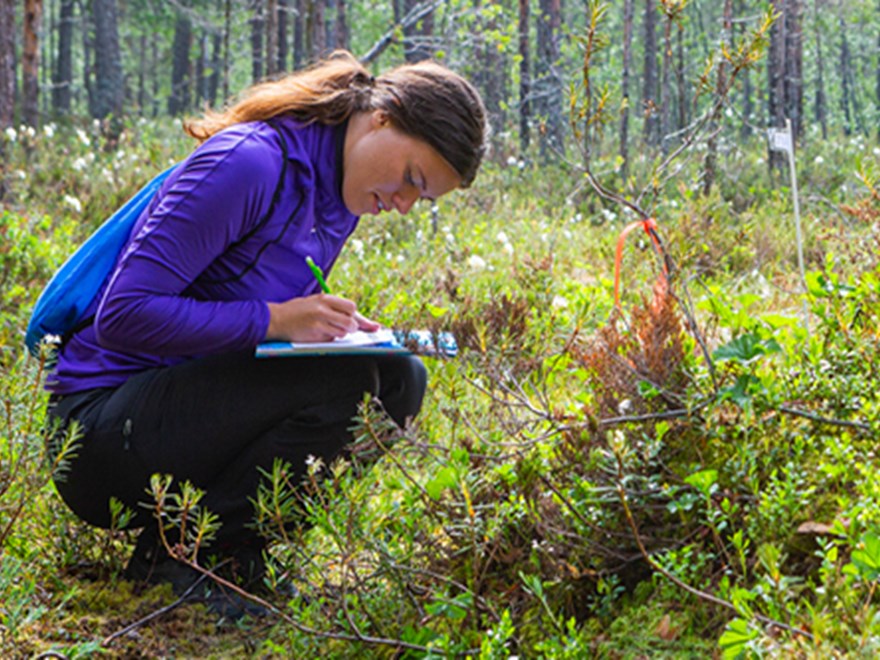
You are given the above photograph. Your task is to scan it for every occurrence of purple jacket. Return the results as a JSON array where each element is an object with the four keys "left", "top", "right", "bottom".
[{"left": 49, "top": 118, "right": 358, "bottom": 394}]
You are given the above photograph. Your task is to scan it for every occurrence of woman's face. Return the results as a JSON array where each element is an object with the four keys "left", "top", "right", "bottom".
[{"left": 342, "top": 110, "right": 462, "bottom": 216}]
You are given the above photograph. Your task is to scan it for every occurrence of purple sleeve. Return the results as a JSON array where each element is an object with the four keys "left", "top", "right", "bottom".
[{"left": 94, "top": 129, "right": 279, "bottom": 356}]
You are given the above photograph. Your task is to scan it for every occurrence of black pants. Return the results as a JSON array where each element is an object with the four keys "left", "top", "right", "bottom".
[{"left": 47, "top": 350, "right": 426, "bottom": 550}]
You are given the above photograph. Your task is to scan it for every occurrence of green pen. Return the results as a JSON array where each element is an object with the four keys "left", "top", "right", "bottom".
[{"left": 305, "top": 255, "right": 331, "bottom": 294}]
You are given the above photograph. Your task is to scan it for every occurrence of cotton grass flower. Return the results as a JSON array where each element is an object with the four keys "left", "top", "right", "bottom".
[
  {"left": 467, "top": 254, "right": 487, "bottom": 271},
  {"left": 76, "top": 128, "right": 90, "bottom": 147},
  {"left": 551, "top": 295, "right": 569, "bottom": 309},
  {"left": 43, "top": 123, "right": 56, "bottom": 139},
  {"left": 63, "top": 195, "right": 82, "bottom": 213},
  {"left": 4, "top": 126, "right": 16, "bottom": 142}
]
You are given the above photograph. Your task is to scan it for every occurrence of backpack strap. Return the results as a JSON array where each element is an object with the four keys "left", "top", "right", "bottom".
[{"left": 60, "top": 121, "right": 290, "bottom": 350}]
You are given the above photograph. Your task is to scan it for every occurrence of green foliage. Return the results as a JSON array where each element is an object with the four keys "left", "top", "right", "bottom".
[{"left": 2, "top": 84, "right": 880, "bottom": 657}]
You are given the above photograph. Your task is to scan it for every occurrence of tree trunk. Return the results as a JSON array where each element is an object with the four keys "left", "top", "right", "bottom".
[
  {"left": 812, "top": 0, "right": 827, "bottom": 139},
  {"left": 676, "top": 20, "right": 686, "bottom": 132},
  {"left": 277, "top": 0, "right": 288, "bottom": 71},
  {"left": 839, "top": 13, "right": 852, "bottom": 135},
  {"left": 293, "top": 0, "right": 304, "bottom": 67},
  {"left": 196, "top": 29, "right": 209, "bottom": 105},
  {"left": 54, "top": 0, "right": 74, "bottom": 114},
  {"left": 659, "top": 8, "right": 673, "bottom": 153},
  {"left": 209, "top": 31, "right": 221, "bottom": 106},
  {"left": 767, "top": 0, "right": 786, "bottom": 171},
  {"left": 334, "top": 0, "right": 348, "bottom": 51},
  {"left": 80, "top": 0, "right": 94, "bottom": 115},
  {"left": 43, "top": 0, "right": 52, "bottom": 118},
  {"left": 151, "top": 34, "right": 159, "bottom": 116},
  {"left": 403, "top": 0, "right": 433, "bottom": 62},
  {"left": 783, "top": 0, "right": 803, "bottom": 138},
  {"left": 619, "top": 0, "right": 633, "bottom": 177},
  {"left": 642, "top": 0, "right": 658, "bottom": 147},
  {"left": 92, "top": 0, "right": 123, "bottom": 133},
  {"left": 702, "top": 0, "right": 731, "bottom": 197},
  {"left": 266, "top": 0, "right": 278, "bottom": 77},
  {"left": 306, "top": 0, "right": 326, "bottom": 60},
  {"left": 169, "top": 11, "right": 192, "bottom": 116},
  {"left": 482, "top": 1, "right": 503, "bottom": 138},
  {"left": 251, "top": 0, "right": 265, "bottom": 82},
  {"left": 223, "top": 0, "right": 231, "bottom": 99},
  {"left": 738, "top": 0, "right": 752, "bottom": 138},
  {"left": 137, "top": 32, "right": 146, "bottom": 111},
  {"left": 0, "top": 0, "right": 17, "bottom": 128},
  {"left": 518, "top": 0, "right": 530, "bottom": 153},
  {"left": 536, "top": 0, "right": 563, "bottom": 160},
  {"left": 23, "top": 0, "right": 43, "bottom": 127}
]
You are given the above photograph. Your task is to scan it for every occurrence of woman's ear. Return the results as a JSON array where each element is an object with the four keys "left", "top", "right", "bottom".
[{"left": 371, "top": 109, "right": 390, "bottom": 129}]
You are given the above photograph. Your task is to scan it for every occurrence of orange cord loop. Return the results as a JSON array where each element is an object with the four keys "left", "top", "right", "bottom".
[{"left": 613, "top": 216, "right": 670, "bottom": 312}]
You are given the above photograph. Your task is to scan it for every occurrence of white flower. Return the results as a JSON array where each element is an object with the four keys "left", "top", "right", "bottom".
[
  {"left": 873, "top": 147, "right": 880, "bottom": 157},
  {"left": 551, "top": 295, "right": 569, "bottom": 308},
  {"left": 350, "top": 238, "right": 364, "bottom": 257},
  {"left": 43, "top": 123, "right": 56, "bottom": 138},
  {"left": 601, "top": 208, "right": 617, "bottom": 222},
  {"left": 14, "top": 169, "right": 26, "bottom": 180},
  {"left": 304, "top": 454, "right": 323, "bottom": 473},
  {"left": 396, "top": 254, "right": 405, "bottom": 263},
  {"left": 618, "top": 399, "right": 634, "bottom": 415},
  {"left": 72, "top": 157, "right": 88, "bottom": 171},
  {"left": 101, "top": 167, "right": 115, "bottom": 183},
  {"left": 814, "top": 155, "right": 824, "bottom": 165},
  {"left": 76, "top": 128, "right": 90, "bottom": 147},
  {"left": 444, "top": 232, "right": 455, "bottom": 245},
  {"left": 506, "top": 155, "right": 517, "bottom": 167},
  {"left": 63, "top": 194, "right": 82, "bottom": 213},
  {"left": 502, "top": 242, "right": 514, "bottom": 256},
  {"left": 4, "top": 126, "right": 16, "bottom": 141},
  {"left": 518, "top": 160, "right": 526, "bottom": 170},
  {"left": 467, "top": 255, "right": 486, "bottom": 270},
  {"left": 496, "top": 231, "right": 509, "bottom": 244}
]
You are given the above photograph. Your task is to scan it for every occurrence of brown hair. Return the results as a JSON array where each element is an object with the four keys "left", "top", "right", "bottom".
[{"left": 185, "top": 51, "right": 488, "bottom": 187}]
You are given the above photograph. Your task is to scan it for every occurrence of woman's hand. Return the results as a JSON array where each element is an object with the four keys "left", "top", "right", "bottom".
[{"left": 266, "top": 295, "right": 377, "bottom": 342}]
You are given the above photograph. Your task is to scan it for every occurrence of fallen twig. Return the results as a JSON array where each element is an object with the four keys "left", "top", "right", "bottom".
[
  {"left": 102, "top": 573, "right": 209, "bottom": 646},
  {"left": 778, "top": 405, "right": 872, "bottom": 433}
]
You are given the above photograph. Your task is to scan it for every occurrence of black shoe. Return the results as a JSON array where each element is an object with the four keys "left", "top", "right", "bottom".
[{"left": 124, "top": 531, "right": 269, "bottom": 620}]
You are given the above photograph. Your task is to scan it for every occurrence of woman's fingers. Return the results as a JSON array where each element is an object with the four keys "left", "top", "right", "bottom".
[
  {"left": 266, "top": 294, "right": 361, "bottom": 342},
  {"left": 354, "top": 312, "right": 380, "bottom": 332}
]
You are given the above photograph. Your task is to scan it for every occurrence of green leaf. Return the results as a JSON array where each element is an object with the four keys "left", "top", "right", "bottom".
[
  {"left": 851, "top": 533, "right": 880, "bottom": 581},
  {"left": 719, "top": 618, "right": 760, "bottom": 659},
  {"left": 713, "top": 332, "right": 781, "bottom": 365},
  {"left": 718, "top": 374, "right": 762, "bottom": 409},
  {"left": 425, "top": 466, "right": 457, "bottom": 500},
  {"left": 684, "top": 469, "right": 718, "bottom": 497}
]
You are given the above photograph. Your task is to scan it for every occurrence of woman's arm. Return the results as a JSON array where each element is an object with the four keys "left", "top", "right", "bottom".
[{"left": 95, "top": 127, "right": 282, "bottom": 356}]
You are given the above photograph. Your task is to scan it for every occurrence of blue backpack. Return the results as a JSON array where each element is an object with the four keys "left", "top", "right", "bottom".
[
  {"left": 25, "top": 165, "right": 177, "bottom": 356},
  {"left": 25, "top": 123, "right": 289, "bottom": 358}
]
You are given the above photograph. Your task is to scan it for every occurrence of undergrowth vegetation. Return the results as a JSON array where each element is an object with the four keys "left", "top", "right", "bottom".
[{"left": 2, "top": 116, "right": 880, "bottom": 657}]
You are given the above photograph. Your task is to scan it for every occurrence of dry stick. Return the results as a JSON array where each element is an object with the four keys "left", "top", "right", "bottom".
[
  {"left": 102, "top": 574, "right": 210, "bottom": 646},
  {"left": 359, "top": 0, "right": 444, "bottom": 65},
  {"left": 611, "top": 452, "right": 814, "bottom": 642},
  {"left": 138, "top": 550, "right": 441, "bottom": 655},
  {"left": 778, "top": 405, "right": 872, "bottom": 433}
]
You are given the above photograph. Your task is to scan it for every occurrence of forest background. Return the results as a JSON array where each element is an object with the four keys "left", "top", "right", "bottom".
[{"left": 2, "top": 0, "right": 880, "bottom": 657}]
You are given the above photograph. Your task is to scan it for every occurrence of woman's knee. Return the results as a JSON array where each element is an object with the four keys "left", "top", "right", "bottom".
[{"left": 377, "top": 355, "right": 428, "bottom": 426}]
